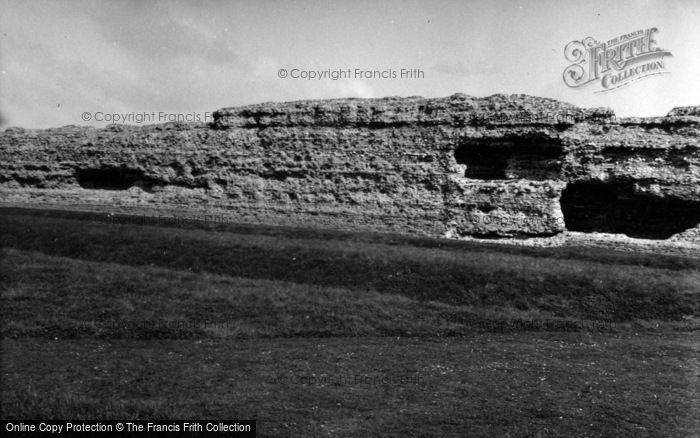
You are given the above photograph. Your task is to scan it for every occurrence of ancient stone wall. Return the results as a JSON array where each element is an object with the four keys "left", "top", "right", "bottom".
[{"left": 1, "top": 94, "right": 699, "bottom": 244}]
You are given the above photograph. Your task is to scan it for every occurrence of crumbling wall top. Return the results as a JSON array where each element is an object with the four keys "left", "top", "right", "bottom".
[{"left": 211, "top": 94, "right": 616, "bottom": 129}]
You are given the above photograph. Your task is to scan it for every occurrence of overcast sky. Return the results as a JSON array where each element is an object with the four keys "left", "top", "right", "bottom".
[{"left": 1, "top": 0, "right": 698, "bottom": 128}]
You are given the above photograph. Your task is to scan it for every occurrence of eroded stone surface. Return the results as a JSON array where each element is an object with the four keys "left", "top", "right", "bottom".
[{"left": 1, "top": 94, "right": 698, "bottom": 247}]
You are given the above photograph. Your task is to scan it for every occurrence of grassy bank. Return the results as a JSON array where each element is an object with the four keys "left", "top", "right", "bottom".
[{"left": 1, "top": 209, "right": 698, "bottom": 323}]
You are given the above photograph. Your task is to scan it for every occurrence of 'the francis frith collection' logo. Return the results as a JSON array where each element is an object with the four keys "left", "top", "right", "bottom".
[{"left": 563, "top": 28, "right": 672, "bottom": 92}]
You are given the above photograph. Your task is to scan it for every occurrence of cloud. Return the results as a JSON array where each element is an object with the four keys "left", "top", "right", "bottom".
[
  {"left": 434, "top": 61, "right": 499, "bottom": 77},
  {"left": 337, "top": 81, "right": 375, "bottom": 99},
  {"left": 1, "top": 0, "right": 698, "bottom": 128}
]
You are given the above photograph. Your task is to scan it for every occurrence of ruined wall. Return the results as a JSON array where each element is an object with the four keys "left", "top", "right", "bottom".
[{"left": 1, "top": 94, "right": 699, "bottom": 244}]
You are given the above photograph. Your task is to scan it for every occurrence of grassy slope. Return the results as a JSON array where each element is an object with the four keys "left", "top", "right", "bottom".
[
  {"left": 1, "top": 209, "right": 699, "bottom": 322},
  {"left": 1, "top": 208, "right": 699, "bottom": 437},
  {"left": 4, "top": 207, "right": 700, "bottom": 270},
  {"left": 1, "top": 248, "right": 698, "bottom": 340}
]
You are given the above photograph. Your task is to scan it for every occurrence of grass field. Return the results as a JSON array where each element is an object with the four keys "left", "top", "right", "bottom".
[{"left": 1, "top": 207, "right": 698, "bottom": 436}]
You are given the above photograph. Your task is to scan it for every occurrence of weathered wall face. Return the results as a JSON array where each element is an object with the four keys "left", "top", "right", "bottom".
[{"left": 1, "top": 94, "right": 699, "bottom": 244}]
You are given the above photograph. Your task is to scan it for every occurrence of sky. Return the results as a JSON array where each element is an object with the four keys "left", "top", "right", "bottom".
[{"left": 1, "top": 0, "right": 698, "bottom": 128}]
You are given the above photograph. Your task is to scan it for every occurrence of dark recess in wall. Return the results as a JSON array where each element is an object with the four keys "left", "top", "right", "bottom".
[
  {"left": 75, "top": 167, "right": 155, "bottom": 192},
  {"left": 561, "top": 181, "right": 700, "bottom": 239},
  {"left": 454, "top": 137, "right": 562, "bottom": 180}
]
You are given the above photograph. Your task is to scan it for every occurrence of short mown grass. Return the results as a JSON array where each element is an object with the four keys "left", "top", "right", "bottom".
[
  {"left": 2, "top": 336, "right": 698, "bottom": 437},
  {"left": 1, "top": 207, "right": 699, "bottom": 437}
]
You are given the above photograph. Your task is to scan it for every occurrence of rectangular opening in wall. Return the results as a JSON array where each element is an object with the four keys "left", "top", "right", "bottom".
[
  {"left": 75, "top": 167, "right": 155, "bottom": 192},
  {"left": 454, "top": 137, "right": 563, "bottom": 180},
  {"left": 561, "top": 181, "right": 700, "bottom": 239}
]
